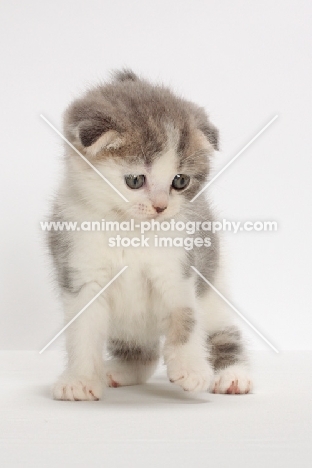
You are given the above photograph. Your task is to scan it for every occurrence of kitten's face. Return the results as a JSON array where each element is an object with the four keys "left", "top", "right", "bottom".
[
  {"left": 64, "top": 70, "right": 218, "bottom": 219},
  {"left": 68, "top": 125, "right": 212, "bottom": 221},
  {"left": 93, "top": 130, "right": 210, "bottom": 220}
]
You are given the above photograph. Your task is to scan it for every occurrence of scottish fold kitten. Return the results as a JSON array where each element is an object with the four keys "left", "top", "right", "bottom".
[{"left": 49, "top": 70, "right": 252, "bottom": 400}]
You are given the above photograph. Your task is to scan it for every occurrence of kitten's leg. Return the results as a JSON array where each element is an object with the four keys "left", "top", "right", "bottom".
[
  {"left": 197, "top": 276, "right": 253, "bottom": 394},
  {"left": 209, "top": 326, "right": 252, "bottom": 394},
  {"left": 53, "top": 282, "right": 108, "bottom": 401},
  {"left": 105, "top": 340, "right": 159, "bottom": 387},
  {"left": 163, "top": 310, "right": 214, "bottom": 392},
  {"left": 155, "top": 274, "right": 214, "bottom": 392}
]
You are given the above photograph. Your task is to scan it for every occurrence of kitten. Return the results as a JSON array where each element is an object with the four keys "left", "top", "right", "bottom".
[{"left": 48, "top": 69, "right": 252, "bottom": 400}]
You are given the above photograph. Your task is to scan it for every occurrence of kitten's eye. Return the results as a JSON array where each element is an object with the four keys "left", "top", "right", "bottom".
[
  {"left": 125, "top": 174, "right": 145, "bottom": 189},
  {"left": 172, "top": 174, "right": 190, "bottom": 190}
]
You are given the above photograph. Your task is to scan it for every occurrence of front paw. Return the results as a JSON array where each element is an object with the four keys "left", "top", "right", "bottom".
[
  {"left": 53, "top": 374, "right": 103, "bottom": 401},
  {"left": 211, "top": 365, "right": 253, "bottom": 394},
  {"left": 167, "top": 360, "right": 214, "bottom": 393}
]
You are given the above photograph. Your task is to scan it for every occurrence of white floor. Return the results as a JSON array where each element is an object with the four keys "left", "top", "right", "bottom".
[{"left": 1, "top": 351, "right": 311, "bottom": 467}]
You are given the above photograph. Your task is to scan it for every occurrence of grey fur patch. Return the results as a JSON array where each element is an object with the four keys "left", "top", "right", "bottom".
[
  {"left": 181, "top": 249, "right": 195, "bottom": 279},
  {"left": 60, "top": 266, "right": 81, "bottom": 293},
  {"left": 79, "top": 116, "right": 120, "bottom": 147},
  {"left": 47, "top": 207, "right": 81, "bottom": 294},
  {"left": 108, "top": 339, "right": 159, "bottom": 363},
  {"left": 166, "top": 307, "right": 196, "bottom": 345},
  {"left": 201, "top": 123, "right": 219, "bottom": 151},
  {"left": 208, "top": 326, "right": 246, "bottom": 370},
  {"left": 63, "top": 68, "right": 219, "bottom": 169},
  {"left": 113, "top": 69, "right": 138, "bottom": 82},
  {"left": 180, "top": 196, "right": 220, "bottom": 295},
  {"left": 177, "top": 122, "right": 190, "bottom": 154}
]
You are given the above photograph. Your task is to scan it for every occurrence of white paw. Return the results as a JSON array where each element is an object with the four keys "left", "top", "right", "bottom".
[
  {"left": 211, "top": 365, "right": 253, "bottom": 394},
  {"left": 53, "top": 375, "right": 103, "bottom": 401},
  {"left": 167, "top": 360, "right": 214, "bottom": 393}
]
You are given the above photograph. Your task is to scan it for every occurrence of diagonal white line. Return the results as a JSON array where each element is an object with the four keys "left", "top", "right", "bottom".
[
  {"left": 190, "top": 114, "right": 278, "bottom": 202},
  {"left": 40, "top": 114, "right": 129, "bottom": 203},
  {"left": 39, "top": 266, "right": 128, "bottom": 354},
  {"left": 191, "top": 266, "right": 279, "bottom": 353}
]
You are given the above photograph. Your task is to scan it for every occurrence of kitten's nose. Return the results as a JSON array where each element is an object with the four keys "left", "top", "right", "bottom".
[
  {"left": 153, "top": 206, "right": 167, "bottom": 213},
  {"left": 151, "top": 190, "right": 168, "bottom": 214}
]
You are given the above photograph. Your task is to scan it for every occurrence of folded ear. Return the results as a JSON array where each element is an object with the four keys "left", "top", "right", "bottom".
[
  {"left": 78, "top": 118, "right": 123, "bottom": 157},
  {"left": 199, "top": 121, "right": 219, "bottom": 151},
  {"left": 64, "top": 101, "right": 123, "bottom": 157},
  {"left": 190, "top": 105, "right": 219, "bottom": 151}
]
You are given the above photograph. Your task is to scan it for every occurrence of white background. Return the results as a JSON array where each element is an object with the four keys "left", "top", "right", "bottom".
[{"left": 1, "top": 0, "right": 311, "bottom": 351}]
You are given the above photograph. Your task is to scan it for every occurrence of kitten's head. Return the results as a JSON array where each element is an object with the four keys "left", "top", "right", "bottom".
[{"left": 63, "top": 69, "right": 219, "bottom": 220}]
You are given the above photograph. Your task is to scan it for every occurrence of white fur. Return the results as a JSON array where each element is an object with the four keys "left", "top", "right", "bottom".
[{"left": 211, "top": 364, "right": 252, "bottom": 394}]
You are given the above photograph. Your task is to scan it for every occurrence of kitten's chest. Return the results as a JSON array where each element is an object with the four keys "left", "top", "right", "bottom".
[
  {"left": 105, "top": 239, "right": 184, "bottom": 317},
  {"left": 72, "top": 227, "right": 186, "bottom": 309}
]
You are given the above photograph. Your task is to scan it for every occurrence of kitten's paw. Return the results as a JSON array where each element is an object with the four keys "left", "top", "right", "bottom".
[
  {"left": 105, "top": 360, "right": 137, "bottom": 387},
  {"left": 211, "top": 365, "right": 253, "bottom": 394},
  {"left": 105, "top": 359, "right": 158, "bottom": 387},
  {"left": 53, "top": 375, "right": 103, "bottom": 401},
  {"left": 167, "top": 360, "right": 214, "bottom": 393}
]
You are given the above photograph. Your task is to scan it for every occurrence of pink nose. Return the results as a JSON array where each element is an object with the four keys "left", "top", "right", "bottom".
[
  {"left": 153, "top": 206, "right": 167, "bottom": 213},
  {"left": 151, "top": 190, "right": 168, "bottom": 214}
]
